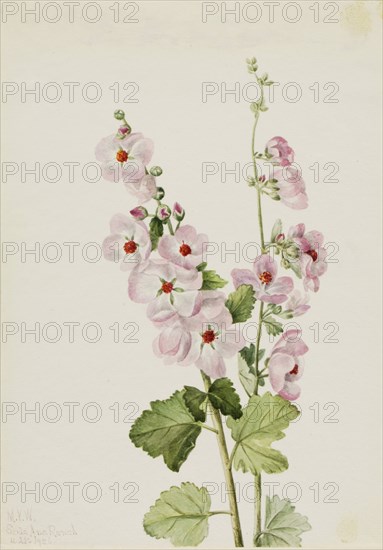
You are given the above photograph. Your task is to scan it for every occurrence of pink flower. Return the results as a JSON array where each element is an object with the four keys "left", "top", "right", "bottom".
[
  {"left": 288, "top": 224, "right": 327, "bottom": 292},
  {"left": 153, "top": 291, "right": 243, "bottom": 378},
  {"left": 128, "top": 260, "right": 202, "bottom": 325},
  {"left": 102, "top": 213, "right": 151, "bottom": 271},
  {"left": 285, "top": 290, "right": 310, "bottom": 317},
  {"left": 232, "top": 254, "right": 293, "bottom": 304},
  {"left": 268, "top": 329, "right": 309, "bottom": 400},
  {"left": 95, "top": 132, "right": 154, "bottom": 185},
  {"left": 273, "top": 167, "right": 308, "bottom": 210},
  {"left": 125, "top": 174, "right": 157, "bottom": 203},
  {"left": 265, "top": 136, "right": 294, "bottom": 167},
  {"left": 158, "top": 225, "right": 208, "bottom": 271}
]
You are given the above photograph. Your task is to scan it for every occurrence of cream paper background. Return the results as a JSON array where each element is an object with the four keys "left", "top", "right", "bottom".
[{"left": 1, "top": 1, "right": 382, "bottom": 548}]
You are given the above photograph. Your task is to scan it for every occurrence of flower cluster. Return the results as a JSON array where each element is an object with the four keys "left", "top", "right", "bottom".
[{"left": 98, "top": 111, "right": 328, "bottom": 399}]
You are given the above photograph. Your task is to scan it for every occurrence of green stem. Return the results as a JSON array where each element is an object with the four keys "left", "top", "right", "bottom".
[
  {"left": 201, "top": 372, "right": 244, "bottom": 547},
  {"left": 251, "top": 74, "right": 266, "bottom": 546},
  {"left": 254, "top": 302, "right": 264, "bottom": 396},
  {"left": 198, "top": 422, "right": 218, "bottom": 434},
  {"left": 209, "top": 510, "right": 233, "bottom": 517},
  {"left": 167, "top": 219, "right": 175, "bottom": 235},
  {"left": 253, "top": 472, "right": 262, "bottom": 546}
]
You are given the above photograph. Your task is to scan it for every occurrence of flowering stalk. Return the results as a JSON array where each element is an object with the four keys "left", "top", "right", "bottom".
[{"left": 97, "top": 55, "right": 325, "bottom": 548}]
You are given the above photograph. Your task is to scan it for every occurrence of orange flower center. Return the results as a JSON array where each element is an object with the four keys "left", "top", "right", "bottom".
[
  {"left": 306, "top": 249, "right": 318, "bottom": 262},
  {"left": 202, "top": 330, "right": 216, "bottom": 344},
  {"left": 123, "top": 241, "right": 137, "bottom": 254},
  {"left": 161, "top": 281, "right": 174, "bottom": 294},
  {"left": 289, "top": 364, "right": 299, "bottom": 375},
  {"left": 116, "top": 150, "right": 128, "bottom": 163},
  {"left": 179, "top": 242, "right": 192, "bottom": 257},
  {"left": 259, "top": 271, "right": 273, "bottom": 284}
]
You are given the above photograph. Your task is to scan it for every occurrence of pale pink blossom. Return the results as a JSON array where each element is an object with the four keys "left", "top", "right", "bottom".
[
  {"left": 273, "top": 166, "right": 308, "bottom": 209},
  {"left": 265, "top": 136, "right": 294, "bottom": 167},
  {"left": 125, "top": 174, "right": 157, "bottom": 203},
  {"left": 153, "top": 291, "right": 243, "bottom": 378},
  {"left": 268, "top": 329, "right": 309, "bottom": 400},
  {"left": 285, "top": 289, "right": 310, "bottom": 317},
  {"left": 102, "top": 213, "right": 151, "bottom": 271},
  {"left": 288, "top": 224, "right": 327, "bottom": 292},
  {"left": 95, "top": 132, "right": 154, "bottom": 186},
  {"left": 128, "top": 260, "right": 202, "bottom": 325},
  {"left": 232, "top": 254, "right": 293, "bottom": 304},
  {"left": 158, "top": 225, "right": 208, "bottom": 271}
]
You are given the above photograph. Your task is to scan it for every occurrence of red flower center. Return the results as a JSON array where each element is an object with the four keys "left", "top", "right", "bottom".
[
  {"left": 259, "top": 271, "right": 273, "bottom": 284},
  {"left": 179, "top": 242, "right": 192, "bottom": 257},
  {"left": 161, "top": 281, "right": 174, "bottom": 294},
  {"left": 289, "top": 364, "right": 299, "bottom": 375},
  {"left": 116, "top": 150, "right": 128, "bottom": 163},
  {"left": 306, "top": 249, "right": 318, "bottom": 262},
  {"left": 202, "top": 329, "right": 216, "bottom": 344},
  {"left": 123, "top": 240, "right": 137, "bottom": 254}
]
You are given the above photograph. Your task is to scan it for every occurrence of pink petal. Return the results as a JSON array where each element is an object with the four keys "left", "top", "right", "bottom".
[
  {"left": 268, "top": 352, "right": 295, "bottom": 392},
  {"left": 279, "top": 381, "right": 301, "bottom": 400},
  {"left": 231, "top": 268, "right": 257, "bottom": 289},
  {"left": 196, "top": 345, "right": 226, "bottom": 379}
]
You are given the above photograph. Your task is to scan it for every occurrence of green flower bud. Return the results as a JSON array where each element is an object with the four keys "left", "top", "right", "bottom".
[
  {"left": 156, "top": 204, "right": 171, "bottom": 221},
  {"left": 150, "top": 166, "right": 163, "bottom": 177},
  {"left": 154, "top": 187, "right": 165, "bottom": 201},
  {"left": 114, "top": 109, "right": 125, "bottom": 121}
]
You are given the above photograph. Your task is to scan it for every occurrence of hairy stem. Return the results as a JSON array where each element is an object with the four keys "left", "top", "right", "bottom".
[{"left": 201, "top": 371, "right": 244, "bottom": 547}]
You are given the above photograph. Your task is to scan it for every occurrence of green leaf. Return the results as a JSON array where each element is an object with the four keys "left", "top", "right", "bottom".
[
  {"left": 201, "top": 270, "right": 227, "bottom": 290},
  {"left": 129, "top": 391, "right": 201, "bottom": 472},
  {"left": 196, "top": 262, "right": 207, "bottom": 272},
  {"left": 258, "top": 495, "right": 311, "bottom": 547},
  {"left": 226, "top": 284, "right": 256, "bottom": 323},
  {"left": 263, "top": 316, "right": 284, "bottom": 336},
  {"left": 183, "top": 386, "right": 208, "bottom": 422},
  {"left": 208, "top": 378, "right": 242, "bottom": 419},
  {"left": 238, "top": 354, "right": 257, "bottom": 397},
  {"left": 144, "top": 482, "right": 211, "bottom": 547},
  {"left": 149, "top": 217, "right": 164, "bottom": 251},
  {"left": 271, "top": 219, "right": 282, "bottom": 243},
  {"left": 239, "top": 343, "right": 256, "bottom": 367},
  {"left": 257, "top": 348, "right": 265, "bottom": 361},
  {"left": 227, "top": 392, "right": 299, "bottom": 475}
]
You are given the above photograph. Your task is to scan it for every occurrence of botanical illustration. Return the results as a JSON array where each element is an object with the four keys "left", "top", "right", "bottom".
[{"left": 96, "top": 57, "right": 328, "bottom": 547}]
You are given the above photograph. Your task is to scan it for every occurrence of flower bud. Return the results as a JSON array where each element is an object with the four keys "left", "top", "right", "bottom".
[
  {"left": 283, "top": 242, "right": 300, "bottom": 260},
  {"left": 114, "top": 109, "right": 125, "bottom": 121},
  {"left": 150, "top": 166, "right": 163, "bottom": 177},
  {"left": 117, "top": 124, "right": 131, "bottom": 138},
  {"left": 154, "top": 187, "right": 165, "bottom": 201},
  {"left": 276, "top": 233, "right": 285, "bottom": 243},
  {"left": 172, "top": 202, "right": 185, "bottom": 222},
  {"left": 130, "top": 206, "right": 148, "bottom": 221},
  {"left": 281, "top": 258, "right": 290, "bottom": 269},
  {"left": 156, "top": 204, "right": 171, "bottom": 221}
]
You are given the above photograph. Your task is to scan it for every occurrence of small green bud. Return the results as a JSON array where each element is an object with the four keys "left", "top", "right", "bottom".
[
  {"left": 114, "top": 109, "right": 125, "bottom": 120},
  {"left": 154, "top": 187, "right": 165, "bottom": 201},
  {"left": 150, "top": 166, "right": 163, "bottom": 177},
  {"left": 281, "top": 258, "right": 290, "bottom": 269}
]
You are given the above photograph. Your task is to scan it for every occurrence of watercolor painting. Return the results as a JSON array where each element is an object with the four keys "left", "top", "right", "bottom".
[{"left": 96, "top": 56, "right": 328, "bottom": 548}]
